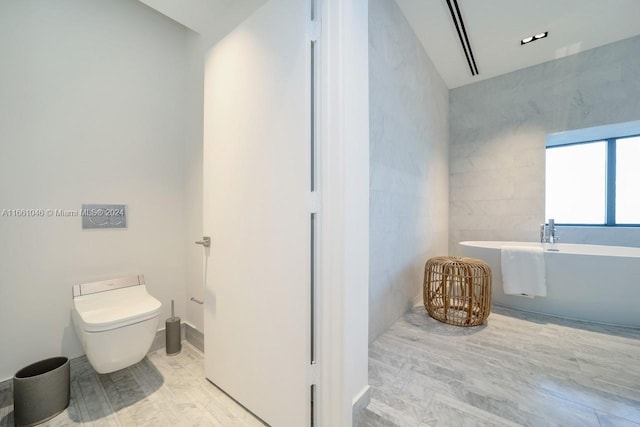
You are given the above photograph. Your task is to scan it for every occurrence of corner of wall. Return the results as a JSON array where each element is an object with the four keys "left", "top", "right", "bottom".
[{"left": 368, "top": 0, "right": 450, "bottom": 342}]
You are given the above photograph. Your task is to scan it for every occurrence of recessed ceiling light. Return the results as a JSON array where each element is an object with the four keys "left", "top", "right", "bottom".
[{"left": 521, "top": 31, "right": 548, "bottom": 45}]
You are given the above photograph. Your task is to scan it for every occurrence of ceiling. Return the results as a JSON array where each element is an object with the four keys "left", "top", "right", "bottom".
[
  {"left": 395, "top": 0, "right": 640, "bottom": 88},
  {"left": 138, "top": 0, "right": 231, "bottom": 35},
  {"left": 140, "top": 0, "right": 640, "bottom": 88},
  {"left": 138, "top": 0, "right": 265, "bottom": 43}
]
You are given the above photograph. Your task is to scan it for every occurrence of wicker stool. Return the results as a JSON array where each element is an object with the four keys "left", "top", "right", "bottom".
[{"left": 423, "top": 256, "right": 492, "bottom": 326}]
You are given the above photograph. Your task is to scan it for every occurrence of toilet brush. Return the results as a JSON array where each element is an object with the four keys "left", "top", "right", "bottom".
[{"left": 166, "top": 300, "right": 181, "bottom": 355}]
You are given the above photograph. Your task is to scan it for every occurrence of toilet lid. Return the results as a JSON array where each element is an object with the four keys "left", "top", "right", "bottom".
[{"left": 73, "top": 285, "right": 161, "bottom": 332}]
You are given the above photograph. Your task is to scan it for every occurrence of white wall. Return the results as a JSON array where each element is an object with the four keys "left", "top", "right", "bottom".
[
  {"left": 450, "top": 35, "right": 640, "bottom": 253},
  {"left": 183, "top": 37, "right": 206, "bottom": 333},
  {"left": 368, "top": 0, "right": 449, "bottom": 342},
  {"left": 0, "top": 0, "right": 197, "bottom": 381}
]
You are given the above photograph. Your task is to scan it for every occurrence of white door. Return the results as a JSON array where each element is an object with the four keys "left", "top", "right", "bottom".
[{"left": 202, "top": 1, "right": 312, "bottom": 426}]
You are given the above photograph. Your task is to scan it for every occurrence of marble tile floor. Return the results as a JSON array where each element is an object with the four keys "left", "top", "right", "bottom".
[
  {"left": 0, "top": 342, "right": 264, "bottom": 427},
  {"left": 359, "top": 305, "right": 640, "bottom": 427}
]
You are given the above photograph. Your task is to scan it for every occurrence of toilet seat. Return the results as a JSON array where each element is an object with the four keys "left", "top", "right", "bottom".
[{"left": 73, "top": 285, "right": 161, "bottom": 332}]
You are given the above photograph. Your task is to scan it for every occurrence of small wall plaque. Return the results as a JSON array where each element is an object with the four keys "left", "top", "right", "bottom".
[{"left": 82, "top": 204, "right": 127, "bottom": 229}]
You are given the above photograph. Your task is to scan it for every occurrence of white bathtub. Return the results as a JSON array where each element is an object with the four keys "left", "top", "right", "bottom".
[{"left": 459, "top": 241, "right": 640, "bottom": 327}]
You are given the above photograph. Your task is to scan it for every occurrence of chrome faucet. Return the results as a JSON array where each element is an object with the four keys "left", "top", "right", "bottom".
[
  {"left": 540, "top": 219, "right": 559, "bottom": 243},
  {"left": 548, "top": 218, "right": 558, "bottom": 243},
  {"left": 540, "top": 218, "right": 560, "bottom": 243}
]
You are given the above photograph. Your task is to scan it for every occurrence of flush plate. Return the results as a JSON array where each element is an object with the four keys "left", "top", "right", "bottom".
[{"left": 81, "top": 204, "right": 127, "bottom": 229}]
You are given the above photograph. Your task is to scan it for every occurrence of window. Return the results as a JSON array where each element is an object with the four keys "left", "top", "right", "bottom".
[
  {"left": 616, "top": 136, "right": 640, "bottom": 224},
  {"left": 545, "top": 134, "right": 640, "bottom": 226}
]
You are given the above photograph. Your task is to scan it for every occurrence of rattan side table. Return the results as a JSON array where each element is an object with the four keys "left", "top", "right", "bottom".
[{"left": 423, "top": 256, "right": 492, "bottom": 326}]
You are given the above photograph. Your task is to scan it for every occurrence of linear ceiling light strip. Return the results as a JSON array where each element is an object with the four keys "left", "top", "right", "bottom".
[
  {"left": 452, "top": 0, "right": 478, "bottom": 75},
  {"left": 445, "top": 0, "right": 478, "bottom": 76}
]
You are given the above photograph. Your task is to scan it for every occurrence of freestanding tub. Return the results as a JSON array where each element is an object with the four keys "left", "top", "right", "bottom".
[{"left": 459, "top": 241, "right": 640, "bottom": 327}]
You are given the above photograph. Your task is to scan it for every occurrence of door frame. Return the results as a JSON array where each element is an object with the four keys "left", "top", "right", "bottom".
[{"left": 318, "top": 0, "right": 370, "bottom": 426}]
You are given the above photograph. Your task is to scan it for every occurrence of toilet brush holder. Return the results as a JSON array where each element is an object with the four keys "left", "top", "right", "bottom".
[{"left": 166, "top": 300, "right": 181, "bottom": 356}]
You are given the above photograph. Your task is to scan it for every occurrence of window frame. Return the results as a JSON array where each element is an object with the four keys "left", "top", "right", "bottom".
[{"left": 545, "top": 133, "right": 640, "bottom": 227}]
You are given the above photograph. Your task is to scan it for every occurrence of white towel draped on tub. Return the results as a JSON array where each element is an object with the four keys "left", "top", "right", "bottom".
[{"left": 501, "top": 246, "right": 547, "bottom": 297}]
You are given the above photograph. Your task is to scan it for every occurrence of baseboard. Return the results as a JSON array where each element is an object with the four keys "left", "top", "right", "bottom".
[
  {"left": 352, "top": 384, "right": 371, "bottom": 425},
  {"left": 185, "top": 323, "right": 204, "bottom": 352}
]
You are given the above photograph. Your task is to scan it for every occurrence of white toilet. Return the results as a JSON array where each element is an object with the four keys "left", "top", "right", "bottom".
[{"left": 71, "top": 275, "right": 161, "bottom": 374}]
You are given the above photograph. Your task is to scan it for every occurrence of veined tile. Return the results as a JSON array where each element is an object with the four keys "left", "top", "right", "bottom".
[
  {"left": 366, "top": 305, "right": 640, "bottom": 427},
  {"left": 422, "top": 394, "right": 520, "bottom": 427},
  {"left": 0, "top": 342, "right": 262, "bottom": 427},
  {"left": 596, "top": 411, "right": 640, "bottom": 427}
]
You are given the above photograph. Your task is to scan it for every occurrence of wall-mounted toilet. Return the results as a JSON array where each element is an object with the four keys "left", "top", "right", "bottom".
[{"left": 71, "top": 275, "right": 161, "bottom": 374}]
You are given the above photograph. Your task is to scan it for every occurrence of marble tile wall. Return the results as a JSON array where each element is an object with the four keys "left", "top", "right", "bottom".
[
  {"left": 450, "top": 35, "right": 640, "bottom": 253},
  {"left": 368, "top": 0, "right": 449, "bottom": 342}
]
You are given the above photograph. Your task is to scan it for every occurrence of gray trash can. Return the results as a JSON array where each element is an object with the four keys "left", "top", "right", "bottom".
[{"left": 13, "top": 357, "right": 70, "bottom": 426}]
